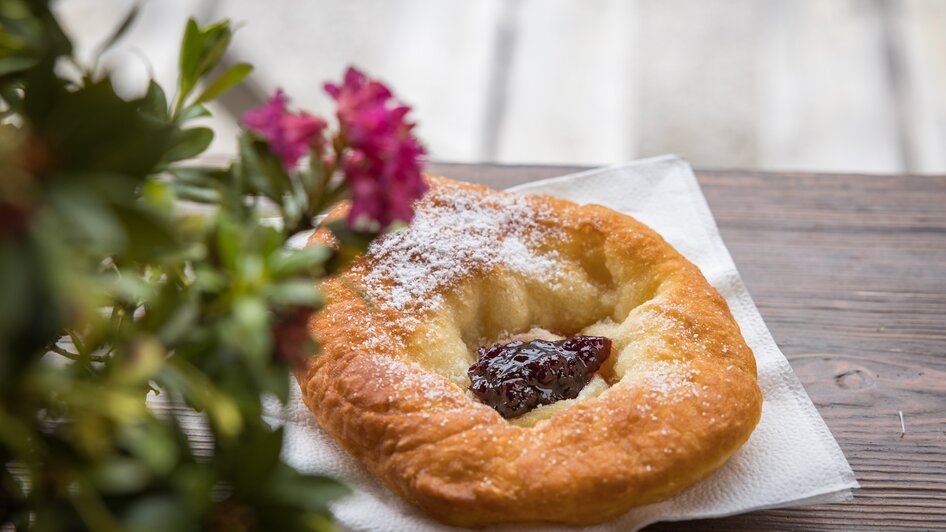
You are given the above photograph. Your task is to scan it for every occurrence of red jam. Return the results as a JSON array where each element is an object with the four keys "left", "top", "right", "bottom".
[{"left": 468, "top": 336, "right": 612, "bottom": 418}]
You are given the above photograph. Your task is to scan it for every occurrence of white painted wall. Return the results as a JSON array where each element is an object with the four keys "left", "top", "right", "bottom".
[{"left": 53, "top": 0, "right": 946, "bottom": 173}]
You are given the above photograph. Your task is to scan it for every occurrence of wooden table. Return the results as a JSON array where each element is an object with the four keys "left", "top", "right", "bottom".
[{"left": 428, "top": 162, "right": 946, "bottom": 531}]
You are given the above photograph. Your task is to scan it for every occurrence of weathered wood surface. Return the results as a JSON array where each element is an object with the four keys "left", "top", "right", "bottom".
[{"left": 428, "top": 162, "right": 946, "bottom": 530}]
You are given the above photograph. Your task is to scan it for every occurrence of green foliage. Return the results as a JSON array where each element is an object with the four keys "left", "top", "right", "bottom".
[
  {"left": 175, "top": 18, "right": 233, "bottom": 117},
  {"left": 0, "top": 4, "right": 372, "bottom": 530},
  {"left": 194, "top": 63, "right": 252, "bottom": 106}
]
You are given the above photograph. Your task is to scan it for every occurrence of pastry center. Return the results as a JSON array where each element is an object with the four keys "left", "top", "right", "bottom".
[{"left": 468, "top": 336, "right": 612, "bottom": 418}]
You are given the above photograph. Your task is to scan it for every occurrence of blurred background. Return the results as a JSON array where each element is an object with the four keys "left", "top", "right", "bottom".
[{"left": 56, "top": 0, "right": 946, "bottom": 173}]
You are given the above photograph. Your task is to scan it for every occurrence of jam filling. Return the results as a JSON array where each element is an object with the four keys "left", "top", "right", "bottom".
[{"left": 468, "top": 336, "right": 612, "bottom": 419}]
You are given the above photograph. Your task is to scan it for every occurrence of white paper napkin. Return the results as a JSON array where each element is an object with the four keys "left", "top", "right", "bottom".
[{"left": 266, "top": 155, "right": 858, "bottom": 531}]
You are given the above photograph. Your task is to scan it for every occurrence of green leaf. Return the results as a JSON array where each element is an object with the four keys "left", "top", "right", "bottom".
[
  {"left": 1, "top": 1, "right": 72, "bottom": 65},
  {"left": 26, "top": 78, "right": 173, "bottom": 176},
  {"left": 281, "top": 192, "right": 303, "bottom": 231},
  {"left": 0, "top": 0, "right": 30, "bottom": 18},
  {"left": 176, "top": 19, "right": 232, "bottom": 109},
  {"left": 232, "top": 426, "right": 285, "bottom": 493},
  {"left": 169, "top": 166, "right": 228, "bottom": 186},
  {"left": 208, "top": 393, "right": 242, "bottom": 439},
  {"left": 325, "top": 217, "right": 374, "bottom": 247},
  {"left": 194, "top": 62, "right": 252, "bottom": 105},
  {"left": 114, "top": 336, "right": 165, "bottom": 385},
  {"left": 171, "top": 182, "right": 220, "bottom": 204},
  {"left": 177, "top": 18, "right": 203, "bottom": 101},
  {"left": 267, "top": 365, "right": 290, "bottom": 403},
  {"left": 164, "top": 127, "right": 213, "bottom": 163},
  {"left": 89, "top": 458, "right": 151, "bottom": 493},
  {"left": 158, "top": 364, "right": 243, "bottom": 439},
  {"left": 193, "top": 267, "right": 225, "bottom": 293},
  {"left": 140, "top": 79, "right": 167, "bottom": 120},
  {"left": 109, "top": 202, "right": 178, "bottom": 261},
  {"left": 229, "top": 296, "right": 270, "bottom": 362},
  {"left": 192, "top": 21, "right": 232, "bottom": 82},
  {"left": 108, "top": 271, "right": 155, "bottom": 304},
  {"left": 268, "top": 246, "right": 331, "bottom": 278},
  {"left": 95, "top": 2, "right": 140, "bottom": 58},
  {"left": 237, "top": 133, "right": 271, "bottom": 196},
  {"left": 215, "top": 215, "right": 242, "bottom": 270},
  {"left": 263, "top": 469, "right": 350, "bottom": 513},
  {"left": 168, "top": 167, "right": 224, "bottom": 202},
  {"left": 238, "top": 133, "right": 292, "bottom": 202},
  {"left": 156, "top": 296, "right": 198, "bottom": 345},
  {"left": 258, "top": 224, "right": 284, "bottom": 256},
  {"left": 0, "top": 56, "right": 37, "bottom": 76},
  {"left": 123, "top": 495, "right": 192, "bottom": 531},
  {"left": 46, "top": 172, "right": 176, "bottom": 260},
  {"left": 179, "top": 103, "right": 211, "bottom": 121},
  {"left": 48, "top": 186, "right": 126, "bottom": 252},
  {"left": 142, "top": 179, "right": 175, "bottom": 214},
  {"left": 324, "top": 218, "right": 376, "bottom": 271},
  {"left": 117, "top": 421, "right": 178, "bottom": 475},
  {"left": 169, "top": 465, "right": 214, "bottom": 510},
  {"left": 0, "top": 83, "right": 24, "bottom": 113},
  {"left": 264, "top": 281, "right": 322, "bottom": 308}
]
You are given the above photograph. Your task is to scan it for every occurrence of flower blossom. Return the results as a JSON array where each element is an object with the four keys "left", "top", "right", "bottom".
[
  {"left": 325, "top": 67, "right": 427, "bottom": 230},
  {"left": 243, "top": 89, "right": 325, "bottom": 171}
]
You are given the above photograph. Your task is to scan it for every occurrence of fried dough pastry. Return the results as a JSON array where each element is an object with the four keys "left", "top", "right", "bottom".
[{"left": 298, "top": 176, "right": 763, "bottom": 526}]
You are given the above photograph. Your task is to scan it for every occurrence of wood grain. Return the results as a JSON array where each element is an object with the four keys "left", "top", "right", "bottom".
[{"left": 428, "top": 162, "right": 946, "bottom": 531}]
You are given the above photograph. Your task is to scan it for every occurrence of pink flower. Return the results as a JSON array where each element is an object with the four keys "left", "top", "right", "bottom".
[
  {"left": 243, "top": 89, "right": 325, "bottom": 171},
  {"left": 325, "top": 67, "right": 427, "bottom": 230}
]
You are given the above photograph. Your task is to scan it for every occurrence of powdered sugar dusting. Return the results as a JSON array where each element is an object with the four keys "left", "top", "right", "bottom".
[
  {"left": 355, "top": 183, "right": 562, "bottom": 323},
  {"left": 639, "top": 304, "right": 713, "bottom": 354},
  {"left": 369, "top": 355, "right": 457, "bottom": 405},
  {"left": 641, "top": 360, "right": 699, "bottom": 401}
]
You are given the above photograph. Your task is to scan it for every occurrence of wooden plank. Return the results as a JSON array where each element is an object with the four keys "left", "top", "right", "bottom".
[{"left": 429, "top": 162, "right": 946, "bottom": 530}]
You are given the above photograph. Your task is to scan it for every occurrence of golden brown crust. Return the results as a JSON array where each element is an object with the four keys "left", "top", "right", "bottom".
[{"left": 298, "top": 176, "right": 763, "bottom": 526}]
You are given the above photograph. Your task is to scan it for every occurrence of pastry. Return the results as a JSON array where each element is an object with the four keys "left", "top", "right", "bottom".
[{"left": 298, "top": 176, "right": 763, "bottom": 526}]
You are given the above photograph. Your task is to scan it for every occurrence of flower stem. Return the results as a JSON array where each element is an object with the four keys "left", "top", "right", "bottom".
[{"left": 48, "top": 344, "right": 106, "bottom": 363}]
